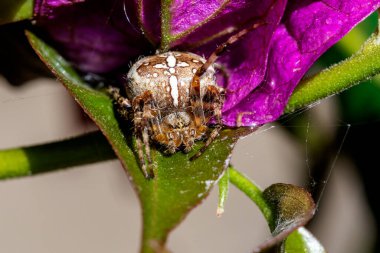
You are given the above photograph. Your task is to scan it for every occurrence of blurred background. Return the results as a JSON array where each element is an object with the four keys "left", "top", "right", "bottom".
[{"left": 0, "top": 12, "right": 379, "bottom": 253}]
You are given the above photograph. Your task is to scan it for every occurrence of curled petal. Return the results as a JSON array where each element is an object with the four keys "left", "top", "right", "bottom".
[
  {"left": 223, "top": 0, "right": 380, "bottom": 126},
  {"left": 134, "top": 0, "right": 161, "bottom": 46},
  {"left": 35, "top": 0, "right": 151, "bottom": 73}
]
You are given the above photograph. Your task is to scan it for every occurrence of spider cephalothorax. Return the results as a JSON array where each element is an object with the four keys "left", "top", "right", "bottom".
[{"left": 109, "top": 51, "right": 224, "bottom": 178}]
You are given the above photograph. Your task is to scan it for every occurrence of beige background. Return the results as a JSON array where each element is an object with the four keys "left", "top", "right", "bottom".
[{"left": 0, "top": 77, "right": 376, "bottom": 252}]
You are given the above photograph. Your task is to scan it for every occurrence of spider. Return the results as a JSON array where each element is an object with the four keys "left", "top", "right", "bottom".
[{"left": 109, "top": 23, "right": 264, "bottom": 178}]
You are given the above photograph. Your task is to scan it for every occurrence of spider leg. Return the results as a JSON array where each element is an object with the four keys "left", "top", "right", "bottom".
[
  {"left": 236, "top": 112, "right": 255, "bottom": 127},
  {"left": 189, "top": 125, "right": 222, "bottom": 161},
  {"left": 135, "top": 134, "right": 150, "bottom": 178},
  {"left": 183, "top": 129, "right": 195, "bottom": 153},
  {"left": 189, "top": 74, "right": 206, "bottom": 128},
  {"left": 192, "top": 21, "right": 266, "bottom": 79},
  {"left": 107, "top": 86, "right": 131, "bottom": 119},
  {"left": 108, "top": 86, "right": 153, "bottom": 177},
  {"left": 189, "top": 21, "right": 265, "bottom": 129},
  {"left": 132, "top": 91, "right": 156, "bottom": 178},
  {"left": 142, "top": 127, "right": 153, "bottom": 168},
  {"left": 190, "top": 86, "right": 224, "bottom": 161},
  {"left": 165, "top": 132, "right": 177, "bottom": 154},
  {"left": 188, "top": 22, "right": 266, "bottom": 160}
]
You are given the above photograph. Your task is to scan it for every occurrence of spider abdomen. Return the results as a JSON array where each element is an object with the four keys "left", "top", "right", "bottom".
[
  {"left": 126, "top": 51, "right": 217, "bottom": 109},
  {"left": 110, "top": 50, "right": 224, "bottom": 178}
]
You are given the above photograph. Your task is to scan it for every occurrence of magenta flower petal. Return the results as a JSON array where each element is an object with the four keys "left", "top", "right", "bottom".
[
  {"left": 34, "top": 0, "right": 85, "bottom": 18},
  {"left": 35, "top": 0, "right": 151, "bottom": 73},
  {"left": 170, "top": 0, "right": 284, "bottom": 45},
  {"left": 222, "top": 0, "right": 380, "bottom": 126},
  {"left": 134, "top": 0, "right": 161, "bottom": 46},
  {"left": 170, "top": 0, "right": 231, "bottom": 36}
]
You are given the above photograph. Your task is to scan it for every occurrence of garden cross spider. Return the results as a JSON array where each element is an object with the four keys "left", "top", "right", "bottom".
[{"left": 109, "top": 22, "right": 264, "bottom": 178}]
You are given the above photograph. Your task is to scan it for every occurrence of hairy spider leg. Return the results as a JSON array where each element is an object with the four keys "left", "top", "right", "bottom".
[
  {"left": 189, "top": 75, "right": 206, "bottom": 128},
  {"left": 193, "top": 21, "right": 266, "bottom": 79},
  {"left": 183, "top": 127, "right": 196, "bottom": 153},
  {"left": 189, "top": 21, "right": 266, "bottom": 159},
  {"left": 149, "top": 99, "right": 163, "bottom": 136},
  {"left": 108, "top": 86, "right": 152, "bottom": 178},
  {"left": 132, "top": 91, "right": 159, "bottom": 178},
  {"left": 108, "top": 86, "right": 131, "bottom": 118},
  {"left": 109, "top": 87, "right": 161, "bottom": 178},
  {"left": 190, "top": 86, "right": 224, "bottom": 161},
  {"left": 166, "top": 132, "right": 177, "bottom": 154}
]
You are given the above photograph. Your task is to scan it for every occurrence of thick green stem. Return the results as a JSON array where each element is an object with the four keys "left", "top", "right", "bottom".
[
  {"left": 140, "top": 213, "right": 167, "bottom": 253},
  {"left": 0, "top": 132, "right": 115, "bottom": 179},
  {"left": 228, "top": 166, "right": 274, "bottom": 229},
  {"left": 285, "top": 32, "right": 380, "bottom": 113}
]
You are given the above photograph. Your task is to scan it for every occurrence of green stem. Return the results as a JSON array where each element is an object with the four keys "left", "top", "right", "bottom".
[
  {"left": 140, "top": 212, "right": 167, "bottom": 253},
  {"left": 0, "top": 132, "right": 115, "bottom": 179},
  {"left": 160, "top": 0, "right": 172, "bottom": 51},
  {"left": 285, "top": 32, "right": 380, "bottom": 113},
  {"left": 228, "top": 166, "right": 274, "bottom": 229}
]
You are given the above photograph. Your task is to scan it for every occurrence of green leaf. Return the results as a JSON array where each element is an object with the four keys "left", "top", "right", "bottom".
[
  {"left": 284, "top": 227, "right": 326, "bottom": 253},
  {"left": 0, "top": 0, "right": 33, "bottom": 25},
  {"left": 26, "top": 30, "right": 252, "bottom": 253}
]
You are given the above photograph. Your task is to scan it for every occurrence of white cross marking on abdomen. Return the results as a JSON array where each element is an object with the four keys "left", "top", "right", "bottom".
[{"left": 169, "top": 75, "right": 179, "bottom": 107}]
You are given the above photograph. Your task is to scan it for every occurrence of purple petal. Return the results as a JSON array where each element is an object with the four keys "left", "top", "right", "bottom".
[
  {"left": 134, "top": 0, "right": 161, "bottom": 46},
  {"left": 34, "top": 0, "right": 85, "bottom": 18},
  {"left": 171, "top": 0, "right": 285, "bottom": 48},
  {"left": 170, "top": 0, "right": 231, "bottom": 36},
  {"left": 211, "top": 0, "right": 287, "bottom": 112},
  {"left": 223, "top": 0, "right": 380, "bottom": 126},
  {"left": 35, "top": 0, "right": 151, "bottom": 73}
]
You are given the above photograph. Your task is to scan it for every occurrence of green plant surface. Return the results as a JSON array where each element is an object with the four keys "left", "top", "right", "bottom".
[
  {"left": 228, "top": 167, "right": 323, "bottom": 253},
  {"left": 0, "top": 0, "right": 33, "bottom": 25},
  {"left": 217, "top": 168, "right": 229, "bottom": 216},
  {"left": 252, "top": 183, "right": 317, "bottom": 253},
  {"left": 0, "top": 132, "right": 115, "bottom": 179},
  {"left": 25, "top": 30, "right": 253, "bottom": 253},
  {"left": 263, "top": 183, "right": 315, "bottom": 236},
  {"left": 284, "top": 227, "right": 326, "bottom": 253}
]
